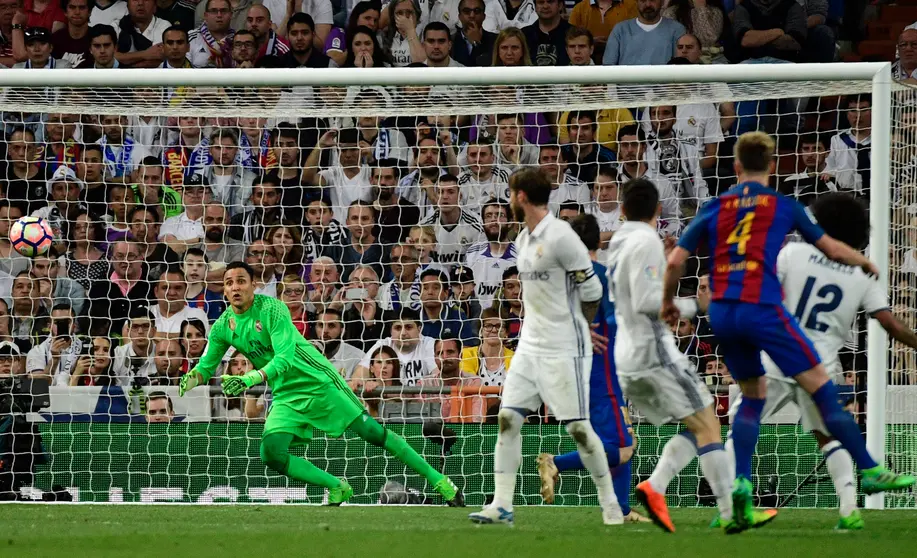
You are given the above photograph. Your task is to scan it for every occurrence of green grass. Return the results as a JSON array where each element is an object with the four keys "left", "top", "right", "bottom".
[{"left": 0, "top": 506, "right": 915, "bottom": 558}]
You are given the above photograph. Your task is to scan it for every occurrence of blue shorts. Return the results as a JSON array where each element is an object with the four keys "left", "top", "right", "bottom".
[
  {"left": 591, "top": 350, "right": 634, "bottom": 448},
  {"left": 708, "top": 301, "right": 821, "bottom": 381}
]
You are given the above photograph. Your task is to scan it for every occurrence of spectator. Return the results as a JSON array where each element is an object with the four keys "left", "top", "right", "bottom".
[
  {"left": 303, "top": 198, "right": 346, "bottom": 262},
  {"left": 492, "top": 113, "right": 538, "bottom": 172},
  {"left": 0, "top": 202, "right": 27, "bottom": 278},
  {"left": 246, "top": 4, "right": 289, "bottom": 61},
  {"left": 564, "top": 25, "right": 594, "bottom": 66},
  {"left": 156, "top": 0, "right": 194, "bottom": 31},
  {"left": 159, "top": 178, "right": 207, "bottom": 255},
  {"left": 215, "top": 350, "right": 254, "bottom": 419},
  {"left": 483, "top": 0, "right": 536, "bottom": 33},
  {"left": 0, "top": 0, "right": 16, "bottom": 66},
  {"left": 491, "top": 26, "right": 530, "bottom": 66},
  {"left": 896, "top": 29, "right": 917, "bottom": 84},
  {"left": 65, "top": 209, "right": 109, "bottom": 292},
  {"left": 9, "top": 272, "right": 46, "bottom": 350},
  {"left": 353, "top": 90, "right": 410, "bottom": 164},
  {"left": 132, "top": 157, "right": 181, "bottom": 220},
  {"left": 193, "top": 0, "right": 252, "bottom": 30},
  {"left": 639, "top": 95, "right": 724, "bottom": 172},
  {"left": 151, "top": 337, "right": 184, "bottom": 385},
  {"left": 380, "top": 0, "right": 424, "bottom": 67},
  {"left": 433, "top": 337, "right": 484, "bottom": 422},
  {"left": 111, "top": 305, "right": 158, "bottom": 385},
  {"left": 494, "top": 265, "right": 522, "bottom": 343},
  {"left": 460, "top": 307, "right": 511, "bottom": 416},
  {"left": 797, "top": 0, "right": 832, "bottom": 63},
  {"left": 568, "top": 0, "right": 635, "bottom": 62},
  {"left": 306, "top": 127, "right": 372, "bottom": 224},
  {"left": 780, "top": 132, "right": 835, "bottom": 205},
  {"left": 325, "top": 0, "right": 379, "bottom": 67},
  {"left": 557, "top": 201, "right": 584, "bottom": 222},
  {"left": 115, "top": 0, "right": 171, "bottom": 68},
  {"left": 69, "top": 335, "right": 115, "bottom": 386},
  {"left": 129, "top": 205, "right": 182, "bottom": 282},
  {"left": 25, "top": 303, "right": 81, "bottom": 385},
  {"left": 265, "top": 224, "right": 307, "bottom": 278},
  {"left": 324, "top": 201, "right": 388, "bottom": 282},
  {"left": 29, "top": 252, "right": 85, "bottom": 314},
  {"left": 458, "top": 137, "right": 510, "bottom": 214},
  {"left": 90, "top": 0, "right": 128, "bottom": 28},
  {"left": 400, "top": 137, "right": 456, "bottom": 213},
  {"left": 539, "top": 144, "right": 590, "bottom": 216},
  {"left": 188, "top": 0, "right": 234, "bottom": 68},
  {"left": 340, "top": 266, "right": 387, "bottom": 351},
  {"left": 273, "top": 123, "right": 315, "bottom": 218},
  {"left": 150, "top": 266, "right": 210, "bottom": 337},
  {"left": 145, "top": 391, "right": 175, "bottom": 422},
  {"left": 179, "top": 317, "right": 207, "bottom": 368},
  {"left": 164, "top": 116, "right": 212, "bottom": 187},
  {"left": 229, "top": 27, "right": 256, "bottom": 66},
  {"left": 732, "top": 0, "right": 806, "bottom": 62},
  {"left": 30, "top": 166, "right": 83, "bottom": 238},
  {"left": 41, "top": 112, "right": 79, "bottom": 175},
  {"left": 522, "top": 0, "right": 568, "bottom": 66},
  {"left": 585, "top": 164, "right": 622, "bottom": 251},
  {"left": 202, "top": 129, "right": 255, "bottom": 217},
  {"left": 280, "top": 12, "right": 330, "bottom": 67},
  {"left": 823, "top": 94, "right": 871, "bottom": 197},
  {"left": 314, "top": 306, "right": 366, "bottom": 379},
  {"left": 562, "top": 110, "right": 616, "bottom": 185},
  {"left": 82, "top": 23, "right": 119, "bottom": 67},
  {"left": 614, "top": 124, "right": 679, "bottom": 235},
  {"left": 662, "top": 0, "right": 727, "bottom": 63},
  {"left": 76, "top": 145, "right": 107, "bottom": 216},
  {"left": 99, "top": 116, "right": 150, "bottom": 182},
  {"left": 51, "top": 0, "right": 90, "bottom": 67},
  {"left": 3, "top": 129, "right": 49, "bottom": 216},
  {"left": 406, "top": 224, "right": 437, "bottom": 269},
  {"left": 183, "top": 248, "right": 225, "bottom": 322},
  {"left": 279, "top": 273, "right": 311, "bottom": 337},
  {"left": 354, "top": 308, "right": 438, "bottom": 387},
  {"left": 13, "top": 25, "right": 73, "bottom": 68},
  {"left": 104, "top": 184, "right": 134, "bottom": 242},
  {"left": 245, "top": 239, "right": 281, "bottom": 297},
  {"left": 379, "top": 241, "right": 420, "bottom": 311},
  {"left": 304, "top": 255, "right": 339, "bottom": 312},
  {"left": 644, "top": 104, "right": 708, "bottom": 209},
  {"left": 361, "top": 344, "right": 401, "bottom": 417},
  {"left": 465, "top": 198, "right": 516, "bottom": 310},
  {"left": 419, "top": 268, "right": 475, "bottom": 344},
  {"left": 420, "top": 176, "right": 485, "bottom": 268},
  {"left": 372, "top": 160, "right": 421, "bottom": 246},
  {"left": 450, "top": 265, "right": 481, "bottom": 332},
  {"left": 451, "top": 0, "right": 494, "bottom": 67},
  {"left": 342, "top": 23, "right": 385, "bottom": 66},
  {"left": 198, "top": 203, "right": 246, "bottom": 265},
  {"left": 603, "top": 0, "right": 684, "bottom": 65},
  {"left": 86, "top": 239, "right": 155, "bottom": 336},
  {"left": 674, "top": 32, "right": 701, "bottom": 63},
  {"left": 158, "top": 25, "right": 191, "bottom": 68},
  {"left": 422, "top": 20, "right": 461, "bottom": 66},
  {"left": 229, "top": 176, "right": 288, "bottom": 243}
]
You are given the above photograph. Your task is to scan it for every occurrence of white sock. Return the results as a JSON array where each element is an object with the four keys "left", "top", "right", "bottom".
[
  {"left": 725, "top": 434, "right": 736, "bottom": 482},
  {"left": 699, "top": 445, "right": 734, "bottom": 521},
  {"left": 822, "top": 440, "right": 857, "bottom": 517},
  {"left": 567, "top": 421, "right": 620, "bottom": 512},
  {"left": 649, "top": 432, "right": 698, "bottom": 494},
  {"left": 492, "top": 409, "right": 524, "bottom": 510}
]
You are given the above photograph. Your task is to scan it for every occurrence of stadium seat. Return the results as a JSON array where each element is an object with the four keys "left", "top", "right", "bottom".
[{"left": 857, "top": 39, "right": 897, "bottom": 60}]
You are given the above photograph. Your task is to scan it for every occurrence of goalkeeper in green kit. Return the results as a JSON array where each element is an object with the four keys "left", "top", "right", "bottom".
[{"left": 179, "top": 261, "right": 461, "bottom": 505}]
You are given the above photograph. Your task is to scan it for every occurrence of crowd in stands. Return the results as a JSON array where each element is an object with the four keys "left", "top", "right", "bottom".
[{"left": 0, "top": 0, "right": 911, "bottom": 424}]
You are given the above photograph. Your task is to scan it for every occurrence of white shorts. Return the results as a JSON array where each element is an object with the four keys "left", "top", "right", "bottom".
[
  {"left": 500, "top": 353, "right": 590, "bottom": 422},
  {"left": 618, "top": 351, "right": 713, "bottom": 426}
]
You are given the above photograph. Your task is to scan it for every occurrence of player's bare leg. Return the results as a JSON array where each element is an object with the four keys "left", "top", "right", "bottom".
[{"left": 795, "top": 365, "right": 915, "bottom": 494}]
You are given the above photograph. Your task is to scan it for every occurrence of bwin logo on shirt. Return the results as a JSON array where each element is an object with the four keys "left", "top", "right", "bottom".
[{"left": 519, "top": 271, "right": 551, "bottom": 281}]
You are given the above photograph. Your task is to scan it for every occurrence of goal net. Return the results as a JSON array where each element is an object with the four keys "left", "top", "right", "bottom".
[{"left": 0, "top": 64, "right": 913, "bottom": 508}]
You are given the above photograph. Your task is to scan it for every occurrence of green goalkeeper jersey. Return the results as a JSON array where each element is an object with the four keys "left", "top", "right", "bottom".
[{"left": 193, "top": 295, "right": 337, "bottom": 403}]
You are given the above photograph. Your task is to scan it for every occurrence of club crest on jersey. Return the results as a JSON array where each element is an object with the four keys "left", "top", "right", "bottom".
[
  {"left": 644, "top": 265, "right": 659, "bottom": 279},
  {"left": 255, "top": 321, "right": 262, "bottom": 332},
  {"left": 228, "top": 318, "right": 236, "bottom": 331},
  {"left": 535, "top": 245, "right": 544, "bottom": 259}
]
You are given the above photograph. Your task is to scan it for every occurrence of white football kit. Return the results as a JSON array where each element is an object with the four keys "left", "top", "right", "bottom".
[
  {"left": 730, "top": 242, "right": 889, "bottom": 433},
  {"left": 500, "top": 213, "right": 602, "bottom": 421},
  {"left": 608, "top": 221, "right": 711, "bottom": 425}
]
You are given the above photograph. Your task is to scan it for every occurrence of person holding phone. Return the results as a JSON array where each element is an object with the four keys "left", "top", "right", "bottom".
[
  {"left": 69, "top": 336, "right": 115, "bottom": 387},
  {"left": 25, "top": 303, "right": 83, "bottom": 386}
]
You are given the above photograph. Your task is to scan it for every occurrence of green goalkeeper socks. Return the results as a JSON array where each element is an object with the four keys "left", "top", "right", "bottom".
[
  {"left": 349, "top": 413, "right": 443, "bottom": 485},
  {"left": 261, "top": 433, "right": 341, "bottom": 489}
]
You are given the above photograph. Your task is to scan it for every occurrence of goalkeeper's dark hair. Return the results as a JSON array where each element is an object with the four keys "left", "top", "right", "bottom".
[
  {"left": 509, "top": 168, "right": 552, "bottom": 207},
  {"left": 570, "top": 213, "right": 601, "bottom": 252},
  {"left": 226, "top": 261, "right": 256, "bottom": 280},
  {"left": 811, "top": 193, "right": 869, "bottom": 250},
  {"left": 621, "top": 177, "right": 660, "bottom": 222}
]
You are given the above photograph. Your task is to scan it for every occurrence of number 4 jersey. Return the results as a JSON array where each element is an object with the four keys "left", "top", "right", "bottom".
[
  {"left": 678, "top": 181, "right": 825, "bottom": 305},
  {"left": 774, "top": 242, "right": 888, "bottom": 374}
]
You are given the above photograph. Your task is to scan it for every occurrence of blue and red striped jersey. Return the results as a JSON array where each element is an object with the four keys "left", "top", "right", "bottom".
[{"left": 677, "top": 181, "right": 825, "bottom": 305}]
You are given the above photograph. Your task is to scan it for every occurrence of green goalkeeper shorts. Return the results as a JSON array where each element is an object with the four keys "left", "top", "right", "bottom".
[{"left": 263, "top": 384, "right": 365, "bottom": 444}]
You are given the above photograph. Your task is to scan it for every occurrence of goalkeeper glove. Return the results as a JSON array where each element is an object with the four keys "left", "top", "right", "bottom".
[
  {"left": 179, "top": 371, "right": 202, "bottom": 397},
  {"left": 221, "top": 370, "right": 264, "bottom": 396}
]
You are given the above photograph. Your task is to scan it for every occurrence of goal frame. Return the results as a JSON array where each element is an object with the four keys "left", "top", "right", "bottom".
[{"left": 0, "top": 62, "right": 894, "bottom": 508}]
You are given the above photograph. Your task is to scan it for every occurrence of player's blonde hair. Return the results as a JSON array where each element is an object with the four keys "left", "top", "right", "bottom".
[{"left": 734, "top": 131, "right": 776, "bottom": 174}]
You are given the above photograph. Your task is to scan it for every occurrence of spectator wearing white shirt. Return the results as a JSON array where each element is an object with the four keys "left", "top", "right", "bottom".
[
  {"left": 188, "top": 0, "right": 234, "bottom": 68},
  {"left": 150, "top": 267, "right": 210, "bottom": 338},
  {"left": 483, "top": 0, "right": 536, "bottom": 33},
  {"left": 99, "top": 114, "right": 151, "bottom": 182},
  {"left": 586, "top": 164, "right": 624, "bottom": 252},
  {"left": 90, "top": 0, "right": 129, "bottom": 28},
  {"left": 823, "top": 94, "right": 871, "bottom": 196},
  {"left": 380, "top": 0, "right": 425, "bottom": 67},
  {"left": 420, "top": 175, "right": 486, "bottom": 269},
  {"left": 25, "top": 303, "right": 82, "bottom": 386},
  {"left": 159, "top": 176, "right": 207, "bottom": 255},
  {"left": 422, "top": 21, "right": 463, "bottom": 66},
  {"left": 614, "top": 124, "right": 679, "bottom": 236},
  {"left": 115, "top": 0, "right": 172, "bottom": 68},
  {"left": 895, "top": 29, "right": 917, "bottom": 84},
  {"left": 111, "top": 305, "right": 158, "bottom": 387},
  {"left": 314, "top": 307, "right": 366, "bottom": 379},
  {"left": 538, "top": 144, "right": 590, "bottom": 216},
  {"left": 304, "top": 127, "right": 373, "bottom": 223},
  {"left": 352, "top": 308, "right": 439, "bottom": 387},
  {"left": 458, "top": 137, "right": 511, "bottom": 214},
  {"left": 203, "top": 128, "right": 257, "bottom": 217},
  {"left": 644, "top": 104, "right": 709, "bottom": 210},
  {"left": 465, "top": 199, "right": 516, "bottom": 309}
]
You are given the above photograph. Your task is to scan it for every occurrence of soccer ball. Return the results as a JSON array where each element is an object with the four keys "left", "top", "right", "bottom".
[{"left": 10, "top": 216, "right": 54, "bottom": 257}]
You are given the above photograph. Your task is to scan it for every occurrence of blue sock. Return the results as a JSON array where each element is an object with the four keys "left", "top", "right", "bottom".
[
  {"left": 554, "top": 450, "right": 583, "bottom": 472},
  {"left": 811, "top": 381, "right": 878, "bottom": 470},
  {"left": 732, "top": 397, "right": 765, "bottom": 480},
  {"left": 612, "top": 461, "right": 632, "bottom": 515}
]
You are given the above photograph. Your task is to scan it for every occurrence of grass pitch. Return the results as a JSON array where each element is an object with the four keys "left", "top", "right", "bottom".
[{"left": 1, "top": 505, "right": 915, "bottom": 558}]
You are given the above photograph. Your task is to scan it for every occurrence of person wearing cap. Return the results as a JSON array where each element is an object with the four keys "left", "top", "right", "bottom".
[
  {"left": 31, "top": 166, "right": 85, "bottom": 237},
  {"left": 0, "top": 340, "right": 24, "bottom": 377},
  {"left": 159, "top": 175, "right": 208, "bottom": 255},
  {"left": 25, "top": 303, "right": 83, "bottom": 386},
  {"left": 450, "top": 265, "right": 481, "bottom": 333},
  {"left": 111, "top": 304, "right": 158, "bottom": 386},
  {"left": 418, "top": 268, "right": 476, "bottom": 347},
  {"left": 11, "top": 26, "right": 72, "bottom": 68}
]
